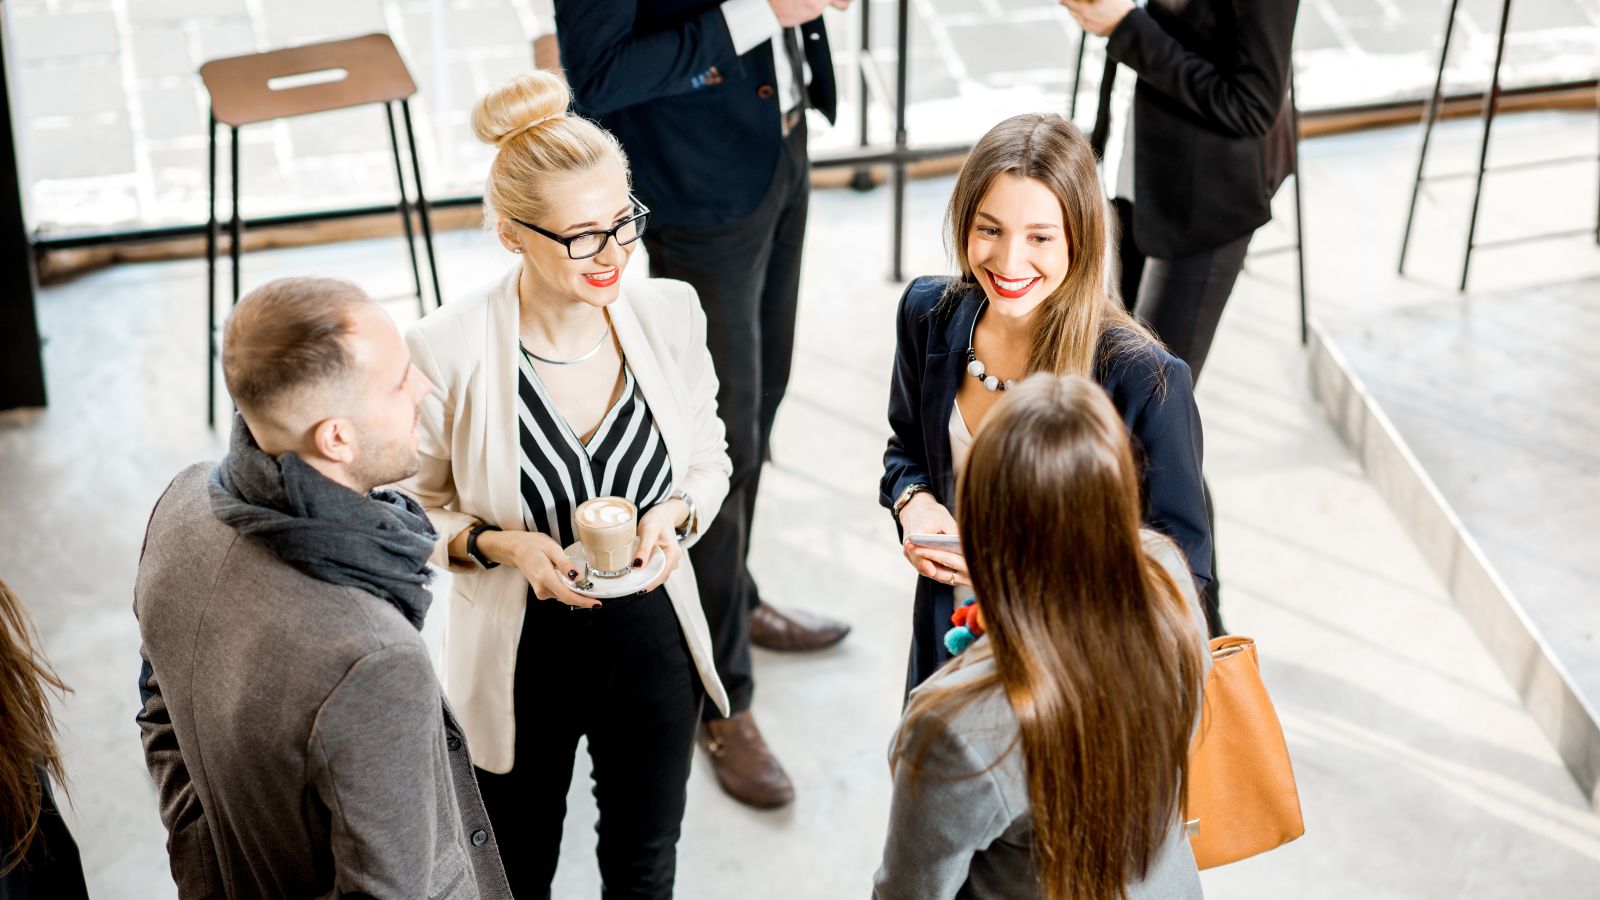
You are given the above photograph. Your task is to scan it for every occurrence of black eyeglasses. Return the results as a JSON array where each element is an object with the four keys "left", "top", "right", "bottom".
[{"left": 513, "top": 196, "right": 651, "bottom": 260}]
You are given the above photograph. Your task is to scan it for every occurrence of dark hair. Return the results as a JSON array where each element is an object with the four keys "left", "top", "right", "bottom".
[
  {"left": 220, "top": 277, "right": 371, "bottom": 420},
  {"left": 897, "top": 374, "right": 1204, "bottom": 900},
  {"left": 0, "top": 579, "right": 71, "bottom": 876}
]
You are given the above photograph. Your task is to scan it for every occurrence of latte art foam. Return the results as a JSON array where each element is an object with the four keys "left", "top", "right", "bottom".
[{"left": 579, "top": 500, "right": 633, "bottom": 527}]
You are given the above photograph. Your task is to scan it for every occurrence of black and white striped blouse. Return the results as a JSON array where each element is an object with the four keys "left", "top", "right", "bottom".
[{"left": 516, "top": 349, "right": 674, "bottom": 549}]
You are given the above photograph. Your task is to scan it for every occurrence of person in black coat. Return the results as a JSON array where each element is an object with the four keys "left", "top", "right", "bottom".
[
  {"left": 554, "top": 0, "right": 854, "bottom": 810},
  {"left": 1067, "top": 0, "right": 1300, "bottom": 373},
  {"left": 880, "top": 114, "right": 1211, "bottom": 693}
]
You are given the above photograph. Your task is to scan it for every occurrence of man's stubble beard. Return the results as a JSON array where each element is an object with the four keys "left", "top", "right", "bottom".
[{"left": 352, "top": 431, "right": 421, "bottom": 493}]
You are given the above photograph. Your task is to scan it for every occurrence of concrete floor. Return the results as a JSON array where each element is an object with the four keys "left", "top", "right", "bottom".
[{"left": 4, "top": 110, "right": 1600, "bottom": 898}]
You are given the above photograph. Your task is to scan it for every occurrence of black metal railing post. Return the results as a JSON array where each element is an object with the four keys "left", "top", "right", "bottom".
[{"left": 0, "top": 20, "right": 47, "bottom": 411}]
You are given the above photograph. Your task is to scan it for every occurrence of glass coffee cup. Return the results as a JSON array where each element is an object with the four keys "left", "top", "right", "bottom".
[{"left": 575, "top": 496, "right": 638, "bottom": 579}]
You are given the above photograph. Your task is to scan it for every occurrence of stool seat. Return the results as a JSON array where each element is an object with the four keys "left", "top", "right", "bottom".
[{"left": 200, "top": 34, "right": 417, "bottom": 128}]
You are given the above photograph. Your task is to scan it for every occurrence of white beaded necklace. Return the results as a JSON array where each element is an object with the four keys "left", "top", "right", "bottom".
[{"left": 964, "top": 299, "right": 1017, "bottom": 392}]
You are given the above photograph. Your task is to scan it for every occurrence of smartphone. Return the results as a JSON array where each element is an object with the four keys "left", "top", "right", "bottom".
[{"left": 906, "top": 533, "right": 962, "bottom": 550}]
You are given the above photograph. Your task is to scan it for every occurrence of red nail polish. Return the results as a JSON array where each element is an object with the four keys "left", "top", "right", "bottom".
[
  {"left": 633, "top": 558, "right": 643, "bottom": 568},
  {"left": 568, "top": 569, "right": 578, "bottom": 579}
]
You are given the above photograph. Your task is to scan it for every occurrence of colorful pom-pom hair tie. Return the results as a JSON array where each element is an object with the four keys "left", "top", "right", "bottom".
[{"left": 943, "top": 595, "right": 984, "bottom": 655}]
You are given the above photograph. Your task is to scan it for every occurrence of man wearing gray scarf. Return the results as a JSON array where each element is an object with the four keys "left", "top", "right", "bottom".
[{"left": 133, "top": 277, "right": 512, "bottom": 899}]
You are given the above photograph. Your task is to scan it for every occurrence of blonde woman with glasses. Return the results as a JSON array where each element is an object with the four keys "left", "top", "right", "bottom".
[{"left": 401, "top": 71, "right": 731, "bottom": 899}]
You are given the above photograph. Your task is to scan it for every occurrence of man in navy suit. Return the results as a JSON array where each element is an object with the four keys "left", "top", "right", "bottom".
[{"left": 557, "top": 0, "right": 852, "bottom": 810}]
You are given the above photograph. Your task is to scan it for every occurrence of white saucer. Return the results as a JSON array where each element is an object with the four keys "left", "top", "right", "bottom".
[{"left": 563, "top": 541, "right": 667, "bottom": 599}]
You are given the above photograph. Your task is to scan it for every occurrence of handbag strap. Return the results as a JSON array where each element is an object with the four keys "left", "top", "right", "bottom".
[{"left": 1208, "top": 634, "right": 1255, "bottom": 663}]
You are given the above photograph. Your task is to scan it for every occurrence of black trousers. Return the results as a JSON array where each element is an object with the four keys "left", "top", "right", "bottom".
[
  {"left": 474, "top": 588, "right": 703, "bottom": 900},
  {"left": 1114, "top": 198, "right": 1247, "bottom": 637},
  {"left": 643, "top": 122, "right": 811, "bottom": 720}
]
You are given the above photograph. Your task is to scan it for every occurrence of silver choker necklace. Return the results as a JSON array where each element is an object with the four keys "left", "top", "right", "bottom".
[
  {"left": 965, "top": 300, "right": 1017, "bottom": 392},
  {"left": 520, "top": 323, "right": 611, "bottom": 366}
]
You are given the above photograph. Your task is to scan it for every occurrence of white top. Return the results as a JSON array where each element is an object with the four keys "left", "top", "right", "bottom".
[
  {"left": 722, "top": 0, "right": 808, "bottom": 113},
  {"left": 949, "top": 400, "right": 974, "bottom": 474},
  {"left": 1103, "top": 0, "right": 1147, "bottom": 202}
]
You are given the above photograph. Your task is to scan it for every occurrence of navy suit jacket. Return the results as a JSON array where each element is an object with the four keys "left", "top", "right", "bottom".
[
  {"left": 556, "top": 0, "right": 837, "bottom": 227},
  {"left": 879, "top": 277, "right": 1212, "bottom": 690}
]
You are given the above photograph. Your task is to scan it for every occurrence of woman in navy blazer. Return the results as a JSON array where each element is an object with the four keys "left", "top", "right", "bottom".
[{"left": 880, "top": 113, "right": 1211, "bottom": 692}]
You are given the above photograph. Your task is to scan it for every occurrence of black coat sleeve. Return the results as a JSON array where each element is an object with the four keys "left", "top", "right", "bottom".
[
  {"left": 880, "top": 280, "right": 938, "bottom": 525},
  {"left": 1126, "top": 353, "right": 1213, "bottom": 589},
  {"left": 1106, "top": 0, "right": 1299, "bottom": 138},
  {"left": 555, "top": 0, "right": 743, "bottom": 116}
]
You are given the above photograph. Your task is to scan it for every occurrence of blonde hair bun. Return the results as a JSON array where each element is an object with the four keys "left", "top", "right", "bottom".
[{"left": 472, "top": 71, "right": 570, "bottom": 148}]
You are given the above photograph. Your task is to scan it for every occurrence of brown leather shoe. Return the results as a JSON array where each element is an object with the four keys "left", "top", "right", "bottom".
[
  {"left": 699, "top": 711, "right": 795, "bottom": 809},
  {"left": 747, "top": 602, "right": 851, "bottom": 652}
]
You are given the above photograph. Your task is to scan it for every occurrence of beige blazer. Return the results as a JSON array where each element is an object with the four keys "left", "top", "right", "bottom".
[{"left": 401, "top": 267, "right": 733, "bottom": 774}]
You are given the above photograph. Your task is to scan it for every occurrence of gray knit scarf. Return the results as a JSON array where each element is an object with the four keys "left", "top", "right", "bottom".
[{"left": 208, "top": 415, "right": 437, "bottom": 630}]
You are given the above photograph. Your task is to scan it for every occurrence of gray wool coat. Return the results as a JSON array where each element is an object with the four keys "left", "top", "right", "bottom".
[
  {"left": 873, "top": 534, "right": 1209, "bottom": 900},
  {"left": 133, "top": 463, "right": 512, "bottom": 900}
]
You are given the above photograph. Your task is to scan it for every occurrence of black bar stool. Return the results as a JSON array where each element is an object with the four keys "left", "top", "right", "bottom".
[
  {"left": 198, "top": 32, "right": 441, "bottom": 428},
  {"left": 1399, "top": 0, "right": 1600, "bottom": 291}
]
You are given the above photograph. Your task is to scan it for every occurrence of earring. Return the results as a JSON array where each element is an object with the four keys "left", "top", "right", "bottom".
[{"left": 514, "top": 248, "right": 523, "bottom": 254}]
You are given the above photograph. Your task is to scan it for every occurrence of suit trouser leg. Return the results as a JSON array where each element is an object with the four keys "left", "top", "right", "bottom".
[
  {"left": 741, "top": 126, "right": 810, "bottom": 611},
  {"left": 587, "top": 591, "right": 704, "bottom": 899},
  {"left": 1131, "top": 231, "right": 1250, "bottom": 384},
  {"left": 641, "top": 126, "right": 807, "bottom": 719}
]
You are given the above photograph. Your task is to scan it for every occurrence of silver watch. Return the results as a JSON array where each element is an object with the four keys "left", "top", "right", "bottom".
[
  {"left": 670, "top": 489, "right": 697, "bottom": 542},
  {"left": 893, "top": 483, "right": 933, "bottom": 520}
]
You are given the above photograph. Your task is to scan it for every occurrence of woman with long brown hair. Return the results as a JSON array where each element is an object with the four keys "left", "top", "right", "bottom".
[
  {"left": 874, "top": 374, "right": 1209, "bottom": 900},
  {"left": 881, "top": 113, "right": 1212, "bottom": 693},
  {"left": 0, "top": 579, "right": 88, "bottom": 898}
]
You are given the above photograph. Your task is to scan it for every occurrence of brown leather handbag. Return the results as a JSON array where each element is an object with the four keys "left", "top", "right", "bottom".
[{"left": 1185, "top": 635, "right": 1304, "bottom": 869}]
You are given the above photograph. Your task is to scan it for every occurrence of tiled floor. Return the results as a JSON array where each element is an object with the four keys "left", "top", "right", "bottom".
[
  {"left": 4, "top": 106, "right": 1600, "bottom": 897},
  {"left": 8, "top": 0, "right": 1598, "bottom": 234}
]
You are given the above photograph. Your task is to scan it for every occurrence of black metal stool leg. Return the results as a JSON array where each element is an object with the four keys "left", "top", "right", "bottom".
[
  {"left": 385, "top": 102, "right": 425, "bottom": 317},
  {"left": 1069, "top": 29, "right": 1087, "bottom": 119},
  {"left": 206, "top": 112, "right": 218, "bottom": 429},
  {"left": 1460, "top": 0, "right": 1512, "bottom": 292},
  {"left": 229, "top": 125, "right": 242, "bottom": 307},
  {"left": 1290, "top": 71, "right": 1307, "bottom": 346},
  {"left": 400, "top": 100, "right": 443, "bottom": 309},
  {"left": 1399, "top": 0, "right": 1460, "bottom": 276},
  {"left": 851, "top": 0, "right": 874, "bottom": 192},
  {"left": 890, "top": 0, "right": 909, "bottom": 282}
]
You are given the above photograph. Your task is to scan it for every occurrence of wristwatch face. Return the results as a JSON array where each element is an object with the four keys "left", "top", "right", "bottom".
[{"left": 896, "top": 484, "right": 926, "bottom": 514}]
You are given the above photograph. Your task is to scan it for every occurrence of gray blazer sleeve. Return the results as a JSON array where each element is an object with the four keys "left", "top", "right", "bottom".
[
  {"left": 307, "top": 644, "right": 446, "bottom": 898},
  {"left": 136, "top": 654, "right": 222, "bottom": 899},
  {"left": 873, "top": 714, "right": 1016, "bottom": 900}
]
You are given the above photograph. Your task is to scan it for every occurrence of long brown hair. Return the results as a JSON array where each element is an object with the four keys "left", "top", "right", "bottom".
[
  {"left": 0, "top": 579, "right": 72, "bottom": 875},
  {"left": 939, "top": 114, "right": 1159, "bottom": 380},
  {"left": 898, "top": 375, "right": 1205, "bottom": 900}
]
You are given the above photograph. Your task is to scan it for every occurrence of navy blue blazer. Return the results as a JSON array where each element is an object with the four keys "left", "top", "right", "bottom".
[
  {"left": 879, "top": 277, "right": 1212, "bottom": 691},
  {"left": 556, "top": 0, "right": 837, "bottom": 228}
]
